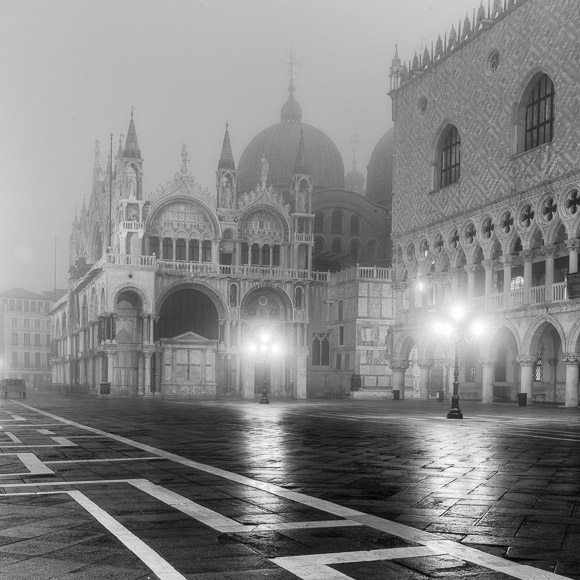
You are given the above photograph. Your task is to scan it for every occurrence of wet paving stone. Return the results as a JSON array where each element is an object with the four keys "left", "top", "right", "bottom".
[{"left": 1, "top": 395, "right": 580, "bottom": 579}]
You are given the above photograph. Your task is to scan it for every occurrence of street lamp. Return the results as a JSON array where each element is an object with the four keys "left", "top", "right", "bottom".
[
  {"left": 247, "top": 328, "right": 283, "bottom": 404},
  {"left": 433, "top": 305, "right": 485, "bottom": 419}
]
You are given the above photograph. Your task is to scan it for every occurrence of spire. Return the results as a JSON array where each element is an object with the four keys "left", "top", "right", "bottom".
[
  {"left": 93, "top": 139, "right": 103, "bottom": 181},
  {"left": 281, "top": 81, "right": 302, "bottom": 123},
  {"left": 293, "top": 129, "right": 309, "bottom": 174},
  {"left": 124, "top": 108, "right": 141, "bottom": 158},
  {"left": 106, "top": 149, "right": 112, "bottom": 176},
  {"left": 218, "top": 122, "right": 236, "bottom": 170}
]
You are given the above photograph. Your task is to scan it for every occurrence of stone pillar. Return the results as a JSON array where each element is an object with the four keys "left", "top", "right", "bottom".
[
  {"left": 543, "top": 245, "right": 556, "bottom": 302},
  {"left": 450, "top": 268, "right": 460, "bottom": 300},
  {"left": 500, "top": 255, "right": 512, "bottom": 309},
  {"left": 566, "top": 239, "right": 580, "bottom": 274},
  {"left": 143, "top": 352, "right": 152, "bottom": 396},
  {"left": 480, "top": 358, "right": 494, "bottom": 403},
  {"left": 562, "top": 353, "right": 579, "bottom": 407},
  {"left": 548, "top": 358, "right": 558, "bottom": 402},
  {"left": 107, "top": 352, "right": 115, "bottom": 384},
  {"left": 464, "top": 264, "right": 477, "bottom": 301},
  {"left": 483, "top": 259, "right": 494, "bottom": 309},
  {"left": 417, "top": 360, "right": 431, "bottom": 400},
  {"left": 521, "top": 250, "right": 533, "bottom": 305},
  {"left": 517, "top": 355, "right": 535, "bottom": 399},
  {"left": 391, "top": 361, "right": 409, "bottom": 399}
]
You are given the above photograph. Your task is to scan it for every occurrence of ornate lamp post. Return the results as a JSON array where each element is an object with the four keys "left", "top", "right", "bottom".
[
  {"left": 433, "top": 305, "right": 485, "bottom": 419},
  {"left": 247, "top": 328, "right": 283, "bottom": 404}
]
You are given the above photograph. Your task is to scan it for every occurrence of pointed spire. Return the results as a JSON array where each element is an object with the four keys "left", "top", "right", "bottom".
[
  {"left": 93, "top": 139, "right": 103, "bottom": 181},
  {"left": 114, "top": 135, "right": 123, "bottom": 179},
  {"left": 293, "top": 129, "right": 309, "bottom": 175},
  {"left": 124, "top": 108, "right": 141, "bottom": 158},
  {"left": 218, "top": 122, "right": 236, "bottom": 170},
  {"left": 281, "top": 80, "right": 303, "bottom": 123}
]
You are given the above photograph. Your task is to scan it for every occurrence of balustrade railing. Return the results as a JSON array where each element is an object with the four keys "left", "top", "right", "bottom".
[
  {"left": 120, "top": 221, "right": 144, "bottom": 231},
  {"left": 552, "top": 281, "right": 567, "bottom": 301},
  {"left": 293, "top": 233, "right": 313, "bottom": 243},
  {"left": 530, "top": 285, "right": 545, "bottom": 304}
]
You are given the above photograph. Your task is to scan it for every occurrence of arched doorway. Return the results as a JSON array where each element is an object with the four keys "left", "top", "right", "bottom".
[
  {"left": 157, "top": 288, "right": 220, "bottom": 397},
  {"left": 158, "top": 288, "right": 218, "bottom": 339}
]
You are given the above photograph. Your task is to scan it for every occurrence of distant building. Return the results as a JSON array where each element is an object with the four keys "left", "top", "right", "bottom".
[
  {"left": 389, "top": 0, "right": 580, "bottom": 406},
  {"left": 50, "top": 87, "right": 396, "bottom": 399},
  {"left": 0, "top": 288, "right": 56, "bottom": 388}
]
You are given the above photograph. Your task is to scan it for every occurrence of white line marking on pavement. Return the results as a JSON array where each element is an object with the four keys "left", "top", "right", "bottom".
[
  {"left": 0, "top": 435, "right": 76, "bottom": 448},
  {"left": 44, "top": 456, "right": 164, "bottom": 464},
  {"left": 69, "top": 490, "right": 186, "bottom": 580},
  {"left": 5, "top": 432, "right": 22, "bottom": 443},
  {"left": 12, "top": 401, "right": 567, "bottom": 580},
  {"left": 37, "top": 429, "right": 55, "bottom": 435},
  {"left": 0, "top": 452, "right": 54, "bottom": 476},
  {"left": 272, "top": 546, "right": 446, "bottom": 579}
]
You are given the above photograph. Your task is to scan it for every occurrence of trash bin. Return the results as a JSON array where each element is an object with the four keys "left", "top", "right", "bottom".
[
  {"left": 517, "top": 392, "right": 527, "bottom": 406},
  {"left": 393, "top": 389, "right": 400, "bottom": 400},
  {"left": 437, "top": 391, "right": 444, "bottom": 402},
  {"left": 100, "top": 382, "right": 111, "bottom": 395}
]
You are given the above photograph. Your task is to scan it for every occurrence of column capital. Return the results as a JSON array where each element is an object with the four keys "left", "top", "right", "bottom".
[
  {"left": 391, "top": 360, "right": 410, "bottom": 372},
  {"left": 520, "top": 249, "right": 534, "bottom": 262},
  {"left": 464, "top": 264, "right": 479, "bottom": 273},
  {"left": 478, "top": 357, "right": 494, "bottom": 367},
  {"left": 565, "top": 239, "right": 580, "bottom": 251},
  {"left": 542, "top": 245, "right": 557, "bottom": 257},
  {"left": 500, "top": 255, "right": 513, "bottom": 266},
  {"left": 393, "top": 282, "right": 408, "bottom": 292},
  {"left": 417, "top": 359, "right": 432, "bottom": 370},
  {"left": 483, "top": 259, "right": 495, "bottom": 270},
  {"left": 516, "top": 355, "right": 536, "bottom": 366},
  {"left": 548, "top": 358, "right": 559, "bottom": 366},
  {"left": 561, "top": 353, "right": 580, "bottom": 364}
]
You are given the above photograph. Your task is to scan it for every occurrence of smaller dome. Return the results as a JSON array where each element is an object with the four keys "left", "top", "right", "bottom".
[
  {"left": 345, "top": 155, "right": 365, "bottom": 194},
  {"left": 280, "top": 81, "right": 302, "bottom": 123}
]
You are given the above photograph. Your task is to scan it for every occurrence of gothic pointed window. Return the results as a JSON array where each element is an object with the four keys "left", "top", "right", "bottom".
[
  {"left": 438, "top": 125, "right": 460, "bottom": 188},
  {"left": 524, "top": 74, "right": 554, "bottom": 152}
]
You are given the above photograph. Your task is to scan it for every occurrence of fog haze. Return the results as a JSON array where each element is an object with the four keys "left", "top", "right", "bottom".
[{"left": 0, "top": 0, "right": 471, "bottom": 293}]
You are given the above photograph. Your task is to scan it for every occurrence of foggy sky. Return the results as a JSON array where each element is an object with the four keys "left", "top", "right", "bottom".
[{"left": 0, "top": 0, "right": 472, "bottom": 294}]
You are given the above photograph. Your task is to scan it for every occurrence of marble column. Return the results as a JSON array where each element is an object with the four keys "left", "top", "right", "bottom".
[
  {"left": 516, "top": 355, "right": 535, "bottom": 399},
  {"left": 543, "top": 245, "right": 556, "bottom": 302},
  {"left": 480, "top": 358, "right": 494, "bottom": 403},
  {"left": 565, "top": 239, "right": 580, "bottom": 274},
  {"left": 391, "top": 361, "right": 409, "bottom": 399},
  {"left": 500, "top": 255, "right": 512, "bottom": 309},
  {"left": 417, "top": 360, "right": 431, "bottom": 400},
  {"left": 521, "top": 250, "right": 533, "bottom": 305}
]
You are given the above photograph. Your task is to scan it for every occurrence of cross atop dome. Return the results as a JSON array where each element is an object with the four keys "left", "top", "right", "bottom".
[{"left": 282, "top": 49, "right": 300, "bottom": 83}]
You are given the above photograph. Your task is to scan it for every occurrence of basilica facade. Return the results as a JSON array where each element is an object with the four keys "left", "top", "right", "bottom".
[
  {"left": 389, "top": 0, "right": 580, "bottom": 407},
  {"left": 50, "top": 85, "right": 394, "bottom": 399}
]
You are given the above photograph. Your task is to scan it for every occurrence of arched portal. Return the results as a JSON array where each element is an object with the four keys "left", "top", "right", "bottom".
[
  {"left": 489, "top": 326, "right": 519, "bottom": 401},
  {"left": 158, "top": 289, "right": 219, "bottom": 340}
]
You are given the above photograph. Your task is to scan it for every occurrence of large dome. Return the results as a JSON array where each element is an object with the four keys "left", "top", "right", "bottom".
[
  {"left": 238, "top": 84, "right": 345, "bottom": 194},
  {"left": 366, "top": 128, "right": 394, "bottom": 205}
]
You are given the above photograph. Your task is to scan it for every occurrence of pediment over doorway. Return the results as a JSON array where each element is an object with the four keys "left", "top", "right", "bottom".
[{"left": 162, "top": 331, "right": 216, "bottom": 344}]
